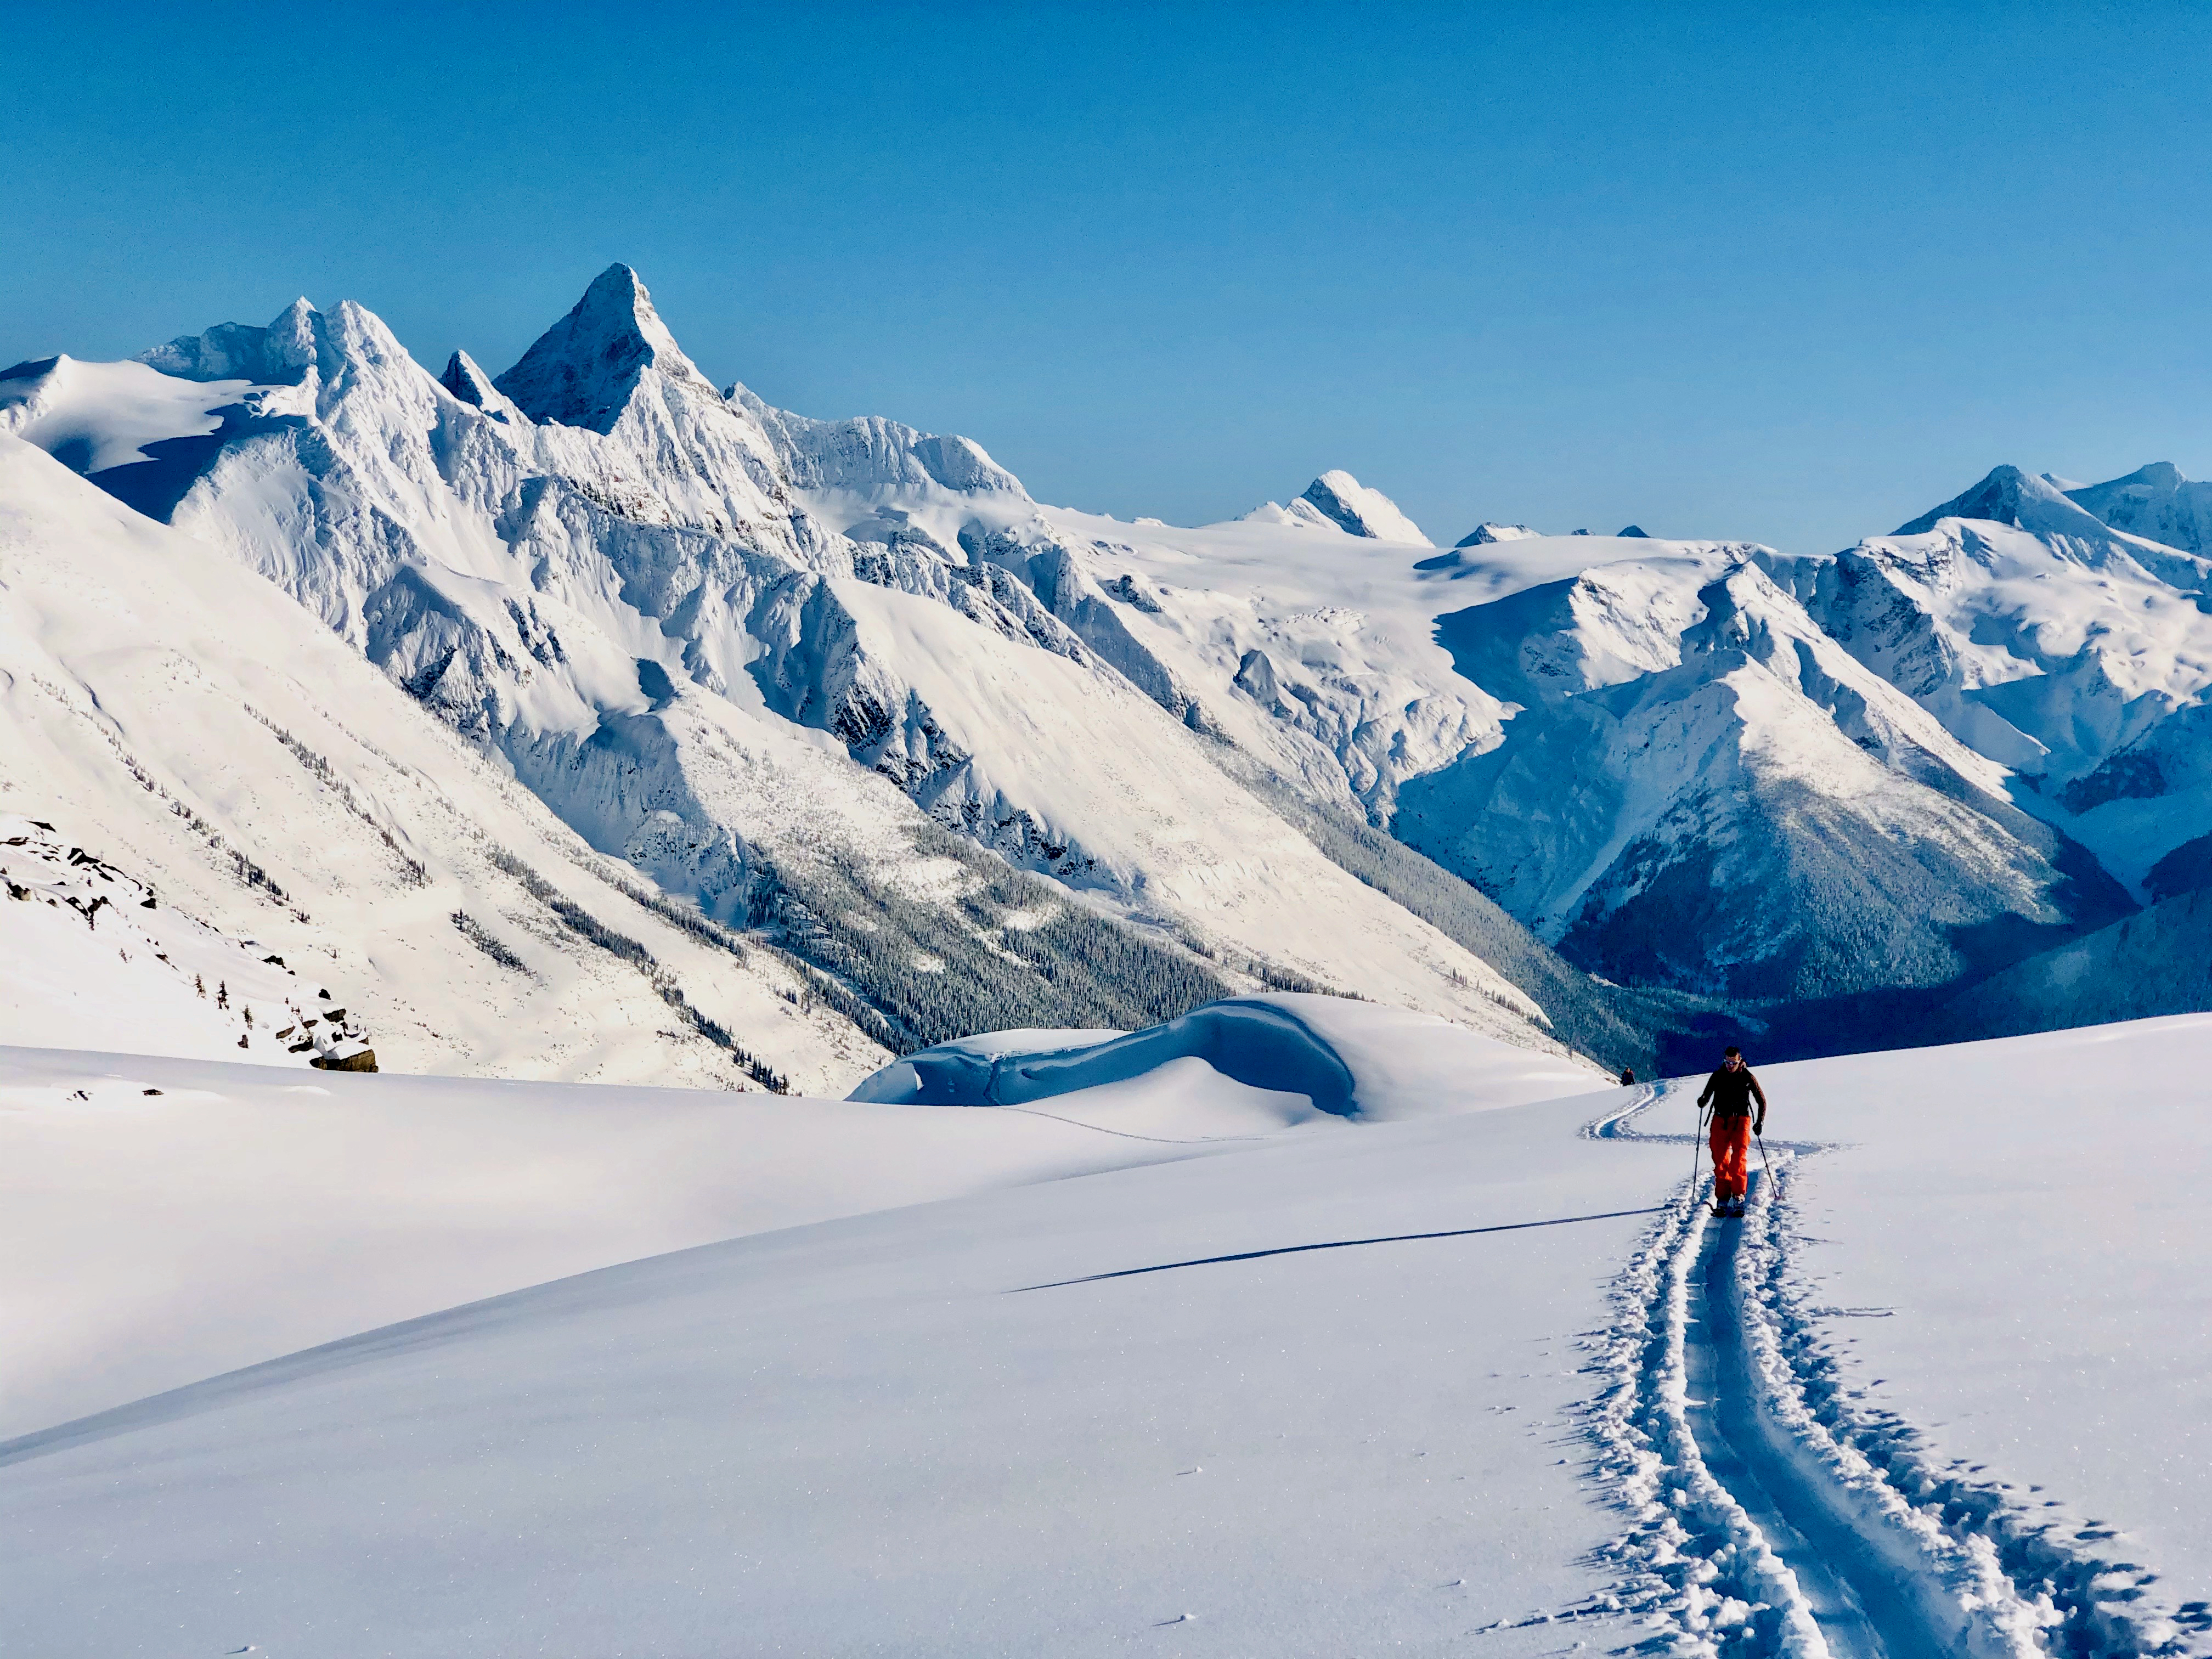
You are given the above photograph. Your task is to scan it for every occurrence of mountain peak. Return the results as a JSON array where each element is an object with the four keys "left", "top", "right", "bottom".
[
  {"left": 493, "top": 263, "right": 709, "bottom": 432},
  {"left": 2064, "top": 461, "right": 2212, "bottom": 557},
  {"left": 1454, "top": 522, "right": 1540, "bottom": 546},
  {"left": 1893, "top": 464, "right": 2051, "bottom": 536},
  {"left": 1892, "top": 462, "right": 2200, "bottom": 565},
  {"left": 1298, "top": 471, "right": 1432, "bottom": 546},
  {"left": 439, "top": 350, "right": 526, "bottom": 425}
]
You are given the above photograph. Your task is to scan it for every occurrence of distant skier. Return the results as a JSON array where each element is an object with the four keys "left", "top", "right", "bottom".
[
  {"left": 1696, "top": 1046, "right": 1766, "bottom": 1217},
  {"left": 1619, "top": 1066, "right": 1636, "bottom": 1086}
]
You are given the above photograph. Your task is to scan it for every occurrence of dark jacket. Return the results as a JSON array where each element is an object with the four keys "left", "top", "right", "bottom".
[{"left": 1697, "top": 1064, "right": 1767, "bottom": 1118}]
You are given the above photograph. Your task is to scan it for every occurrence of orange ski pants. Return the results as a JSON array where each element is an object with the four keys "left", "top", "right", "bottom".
[{"left": 1709, "top": 1113, "right": 1751, "bottom": 1200}]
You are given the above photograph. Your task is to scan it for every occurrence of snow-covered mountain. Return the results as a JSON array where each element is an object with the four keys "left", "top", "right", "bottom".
[
  {"left": 0, "top": 439, "right": 881, "bottom": 1090},
  {"left": 11, "top": 264, "right": 2212, "bottom": 1061},
  {"left": 1764, "top": 465, "right": 2212, "bottom": 893},
  {"left": 1, "top": 270, "right": 1599, "bottom": 1080},
  {"left": 1058, "top": 464, "right": 2212, "bottom": 1024}
]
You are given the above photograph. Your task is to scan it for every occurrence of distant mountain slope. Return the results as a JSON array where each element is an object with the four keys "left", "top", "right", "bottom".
[
  {"left": 2063, "top": 461, "right": 2212, "bottom": 557},
  {"left": 1929, "top": 885, "right": 2212, "bottom": 1042},
  {"left": 1, "top": 814, "right": 369, "bottom": 1068},
  {"left": 1057, "top": 511, "right": 2134, "bottom": 1005},
  {"left": 1768, "top": 465, "right": 2212, "bottom": 896},
  {"left": 1398, "top": 546, "right": 2130, "bottom": 999}
]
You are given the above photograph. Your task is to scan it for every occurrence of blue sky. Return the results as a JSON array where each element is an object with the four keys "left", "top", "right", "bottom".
[{"left": 7, "top": 2, "right": 2210, "bottom": 551}]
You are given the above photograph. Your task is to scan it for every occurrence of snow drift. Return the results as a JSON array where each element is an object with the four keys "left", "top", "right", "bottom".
[{"left": 850, "top": 991, "right": 1597, "bottom": 1120}]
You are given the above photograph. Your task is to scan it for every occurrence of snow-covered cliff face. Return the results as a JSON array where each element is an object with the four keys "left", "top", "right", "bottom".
[{"left": 0, "top": 270, "right": 1561, "bottom": 1056}]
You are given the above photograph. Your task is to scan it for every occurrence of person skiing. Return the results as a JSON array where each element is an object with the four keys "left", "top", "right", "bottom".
[
  {"left": 1619, "top": 1066, "right": 1636, "bottom": 1086},
  {"left": 1696, "top": 1045, "right": 1766, "bottom": 1216}
]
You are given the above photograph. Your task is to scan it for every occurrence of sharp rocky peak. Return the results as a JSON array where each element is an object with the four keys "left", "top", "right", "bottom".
[
  {"left": 1298, "top": 470, "right": 1432, "bottom": 547},
  {"left": 493, "top": 263, "right": 712, "bottom": 432},
  {"left": 439, "top": 349, "right": 526, "bottom": 425}
]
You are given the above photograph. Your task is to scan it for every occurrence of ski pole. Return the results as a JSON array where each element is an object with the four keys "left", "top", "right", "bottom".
[
  {"left": 1755, "top": 1130, "right": 1781, "bottom": 1201},
  {"left": 1690, "top": 1098, "right": 1708, "bottom": 1204}
]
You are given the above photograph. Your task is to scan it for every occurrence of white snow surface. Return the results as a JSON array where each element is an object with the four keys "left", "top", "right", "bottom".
[
  {"left": 0, "top": 815, "right": 367, "bottom": 1065},
  {"left": 0, "top": 354, "right": 245, "bottom": 473},
  {"left": 4, "top": 1006, "right": 2209, "bottom": 1656}
]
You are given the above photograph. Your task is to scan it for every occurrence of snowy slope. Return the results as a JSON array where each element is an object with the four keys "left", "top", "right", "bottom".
[
  {"left": 0, "top": 436, "right": 883, "bottom": 1092},
  {"left": 1, "top": 815, "right": 369, "bottom": 1066},
  {"left": 1624, "top": 1018, "right": 2212, "bottom": 1657},
  {"left": 4, "top": 1007, "right": 2207, "bottom": 1656}
]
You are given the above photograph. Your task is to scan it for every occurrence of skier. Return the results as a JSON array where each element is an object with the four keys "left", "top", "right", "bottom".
[
  {"left": 1619, "top": 1066, "right": 1636, "bottom": 1086},
  {"left": 1696, "top": 1045, "right": 1765, "bottom": 1217}
]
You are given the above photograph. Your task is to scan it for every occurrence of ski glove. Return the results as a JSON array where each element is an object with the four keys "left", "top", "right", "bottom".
[{"left": 1754, "top": 1116, "right": 1765, "bottom": 1137}]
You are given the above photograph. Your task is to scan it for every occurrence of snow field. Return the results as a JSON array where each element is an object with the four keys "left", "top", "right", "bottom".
[
  {"left": 0, "top": 1081, "right": 1675, "bottom": 1658},
  {"left": 3, "top": 1007, "right": 2210, "bottom": 1655},
  {"left": 0, "top": 1040, "right": 1271, "bottom": 1441}
]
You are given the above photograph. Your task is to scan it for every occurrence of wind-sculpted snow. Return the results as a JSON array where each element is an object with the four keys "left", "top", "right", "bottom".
[{"left": 853, "top": 992, "right": 1599, "bottom": 1122}]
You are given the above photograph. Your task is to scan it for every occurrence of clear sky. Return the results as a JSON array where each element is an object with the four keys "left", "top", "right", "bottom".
[{"left": 7, "top": 2, "right": 2210, "bottom": 551}]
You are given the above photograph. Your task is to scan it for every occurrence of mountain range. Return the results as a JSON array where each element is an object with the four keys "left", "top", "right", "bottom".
[{"left": 6, "top": 263, "right": 2210, "bottom": 1080}]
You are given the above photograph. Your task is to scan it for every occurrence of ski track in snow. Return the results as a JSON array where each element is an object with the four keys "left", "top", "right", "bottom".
[{"left": 1560, "top": 1082, "right": 2206, "bottom": 1658}]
